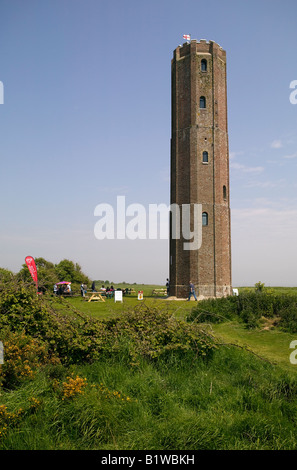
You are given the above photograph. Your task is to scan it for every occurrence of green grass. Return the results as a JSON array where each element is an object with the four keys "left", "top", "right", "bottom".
[
  {"left": 238, "top": 286, "right": 297, "bottom": 295},
  {"left": 1, "top": 346, "right": 297, "bottom": 450},
  {"left": 2, "top": 285, "right": 297, "bottom": 450},
  {"left": 52, "top": 290, "right": 195, "bottom": 321},
  {"left": 211, "top": 321, "right": 297, "bottom": 373},
  {"left": 56, "top": 285, "right": 297, "bottom": 322}
]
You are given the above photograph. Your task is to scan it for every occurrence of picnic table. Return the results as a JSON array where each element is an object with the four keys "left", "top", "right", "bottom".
[
  {"left": 85, "top": 291, "right": 105, "bottom": 302},
  {"left": 124, "top": 288, "right": 136, "bottom": 295},
  {"left": 152, "top": 288, "right": 167, "bottom": 296}
]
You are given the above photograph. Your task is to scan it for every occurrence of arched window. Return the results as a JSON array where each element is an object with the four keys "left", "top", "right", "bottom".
[
  {"left": 200, "top": 96, "right": 206, "bottom": 108},
  {"left": 202, "top": 151, "right": 208, "bottom": 163},
  {"left": 223, "top": 185, "right": 227, "bottom": 200},
  {"left": 201, "top": 59, "right": 207, "bottom": 71},
  {"left": 202, "top": 212, "right": 208, "bottom": 226}
]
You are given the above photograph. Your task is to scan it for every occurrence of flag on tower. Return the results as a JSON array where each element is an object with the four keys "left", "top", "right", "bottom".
[{"left": 183, "top": 34, "right": 191, "bottom": 42}]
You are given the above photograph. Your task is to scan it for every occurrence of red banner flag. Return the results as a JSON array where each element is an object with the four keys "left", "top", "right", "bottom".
[{"left": 25, "top": 256, "right": 38, "bottom": 288}]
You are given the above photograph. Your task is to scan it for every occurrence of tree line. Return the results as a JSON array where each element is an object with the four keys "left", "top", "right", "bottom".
[{"left": 0, "top": 258, "right": 91, "bottom": 292}]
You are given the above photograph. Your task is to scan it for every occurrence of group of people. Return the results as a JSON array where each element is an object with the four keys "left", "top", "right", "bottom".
[
  {"left": 82, "top": 282, "right": 134, "bottom": 298},
  {"left": 55, "top": 279, "right": 198, "bottom": 300},
  {"left": 80, "top": 282, "right": 115, "bottom": 297},
  {"left": 98, "top": 284, "right": 116, "bottom": 298},
  {"left": 89, "top": 282, "right": 115, "bottom": 295},
  {"left": 53, "top": 283, "right": 71, "bottom": 295},
  {"left": 80, "top": 282, "right": 111, "bottom": 297}
]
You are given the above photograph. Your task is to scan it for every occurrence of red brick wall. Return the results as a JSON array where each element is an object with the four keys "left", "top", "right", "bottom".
[{"left": 170, "top": 40, "right": 232, "bottom": 298}]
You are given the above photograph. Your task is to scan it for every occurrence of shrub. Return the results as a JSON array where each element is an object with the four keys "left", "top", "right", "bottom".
[
  {"left": 0, "top": 330, "right": 58, "bottom": 389},
  {"left": 278, "top": 304, "right": 297, "bottom": 333},
  {"left": 0, "top": 280, "right": 216, "bottom": 370},
  {"left": 188, "top": 291, "right": 297, "bottom": 332},
  {"left": 61, "top": 375, "right": 88, "bottom": 400},
  {"left": 0, "top": 279, "right": 110, "bottom": 365},
  {"left": 255, "top": 281, "right": 265, "bottom": 292},
  {"left": 108, "top": 304, "right": 217, "bottom": 365},
  {"left": 187, "top": 295, "right": 238, "bottom": 324},
  {"left": 0, "top": 405, "right": 23, "bottom": 440},
  {"left": 236, "top": 292, "right": 297, "bottom": 330}
]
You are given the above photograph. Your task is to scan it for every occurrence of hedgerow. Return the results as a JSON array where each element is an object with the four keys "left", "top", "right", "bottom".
[
  {"left": 107, "top": 304, "right": 216, "bottom": 366},
  {"left": 0, "top": 278, "right": 216, "bottom": 389},
  {"left": 188, "top": 291, "right": 297, "bottom": 332},
  {"left": 187, "top": 295, "right": 238, "bottom": 324}
]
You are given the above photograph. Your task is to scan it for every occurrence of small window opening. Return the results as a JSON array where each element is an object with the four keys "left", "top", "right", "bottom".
[
  {"left": 202, "top": 151, "right": 208, "bottom": 163},
  {"left": 223, "top": 185, "right": 227, "bottom": 200},
  {"left": 202, "top": 212, "right": 208, "bottom": 226},
  {"left": 201, "top": 59, "right": 207, "bottom": 71},
  {"left": 200, "top": 96, "right": 206, "bottom": 109}
]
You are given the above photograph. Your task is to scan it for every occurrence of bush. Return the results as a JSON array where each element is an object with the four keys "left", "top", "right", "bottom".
[
  {"left": 255, "top": 281, "right": 265, "bottom": 292},
  {"left": 237, "top": 292, "right": 297, "bottom": 330},
  {"left": 188, "top": 290, "right": 297, "bottom": 332},
  {"left": 0, "top": 330, "right": 58, "bottom": 389},
  {"left": 278, "top": 304, "right": 297, "bottom": 333},
  {"left": 108, "top": 304, "right": 217, "bottom": 366},
  {"left": 0, "top": 280, "right": 216, "bottom": 375},
  {"left": 187, "top": 295, "right": 238, "bottom": 324},
  {"left": 236, "top": 292, "right": 274, "bottom": 328}
]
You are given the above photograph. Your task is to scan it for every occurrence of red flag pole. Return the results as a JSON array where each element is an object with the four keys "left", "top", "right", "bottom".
[{"left": 25, "top": 256, "right": 38, "bottom": 292}]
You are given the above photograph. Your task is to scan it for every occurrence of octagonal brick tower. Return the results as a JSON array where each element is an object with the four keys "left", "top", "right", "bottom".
[{"left": 169, "top": 39, "right": 232, "bottom": 298}]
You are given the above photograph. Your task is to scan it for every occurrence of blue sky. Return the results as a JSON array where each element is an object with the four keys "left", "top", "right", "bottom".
[{"left": 0, "top": 0, "right": 297, "bottom": 286}]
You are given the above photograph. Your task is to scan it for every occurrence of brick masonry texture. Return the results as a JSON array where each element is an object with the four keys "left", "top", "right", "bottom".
[{"left": 169, "top": 40, "right": 232, "bottom": 298}]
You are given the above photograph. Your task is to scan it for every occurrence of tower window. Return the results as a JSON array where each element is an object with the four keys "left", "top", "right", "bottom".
[
  {"left": 223, "top": 185, "right": 227, "bottom": 200},
  {"left": 202, "top": 151, "right": 208, "bottom": 163},
  {"left": 202, "top": 212, "right": 208, "bottom": 226},
  {"left": 200, "top": 96, "right": 206, "bottom": 108},
  {"left": 201, "top": 59, "right": 207, "bottom": 71}
]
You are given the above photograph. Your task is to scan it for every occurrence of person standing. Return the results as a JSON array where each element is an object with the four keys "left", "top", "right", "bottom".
[
  {"left": 166, "top": 278, "right": 170, "bottom": 296},
  {"left": 81, "top": 283, "right": 85, "bottom": 297},
  {"left": 187, "top": 281, "right": 197, "bottom": 301}
]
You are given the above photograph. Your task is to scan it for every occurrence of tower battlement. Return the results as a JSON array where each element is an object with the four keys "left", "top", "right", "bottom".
[{"left": 174, "top": 39, "right": 226, "bottom": 61}]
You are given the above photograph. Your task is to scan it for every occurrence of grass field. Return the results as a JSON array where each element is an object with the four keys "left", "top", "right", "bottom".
[
  {"left": 57, "top": 287, "right": 297, "bottom": 374},
  {"left": 55, "top": 292, "right": 195, "bottom": 320},
  {"left": 59, "top": 284, "right": 297, "bottom": 317},
  {"left": 212, "top": 321, "right": 297, "bottom": 373},
  {"left": 1, "top": 284, "right": 297, "bottom": 450}
]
